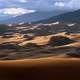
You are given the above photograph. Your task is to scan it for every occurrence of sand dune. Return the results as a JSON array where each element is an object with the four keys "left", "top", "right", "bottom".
[
  {"left": 0, "top": 57, "right": 80, "bottom": 80},
  {"left": 0, "top": 32, "right": 79, "bottom": 79},
  {"left": 0, "top": 32, "right": 79, "bottom": 60}
]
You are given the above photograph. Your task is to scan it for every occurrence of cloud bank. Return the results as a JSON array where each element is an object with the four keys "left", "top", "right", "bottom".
[
  {"left": 0, "top": 8, "right": 35, "bottom": 16},
  {"left": 0, "top": 0, "right": 80, "bottom": 16}
]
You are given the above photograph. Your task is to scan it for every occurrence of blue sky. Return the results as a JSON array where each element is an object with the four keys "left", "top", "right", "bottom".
[{"left": 0, "top": 0, "right": 79, "bottom": 17}]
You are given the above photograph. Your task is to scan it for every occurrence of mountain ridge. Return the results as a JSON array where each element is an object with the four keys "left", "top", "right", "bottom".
[
  {"left": 34, "top": 9, "right": 80, "bottom": 23},
  {"left": 0, "top": 10, "right": 70, "bottom": 24}
]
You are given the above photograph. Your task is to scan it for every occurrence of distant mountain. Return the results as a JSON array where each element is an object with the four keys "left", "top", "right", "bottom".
[
  {"left": 0, "top": 15, "right": 13, "bottom": 21},
  {"left": 35, "top": 10, "right": 80, "bottom": 23},
  {"left": 0, "top": 10, "right": 69, "bottom": 24}
]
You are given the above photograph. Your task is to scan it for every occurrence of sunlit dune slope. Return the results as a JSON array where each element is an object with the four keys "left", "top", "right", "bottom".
[
  {"left": 0, "top": 32, "right": 80, "bottom": 46},
  {"left": 0, "top": 56, "right": 80, "bottom": 67},
  {"left": 19, "top": 32, "right": 80, "bottom": 46},
  {"left": 0, "top": 33, "right": 25, "bottom": 44}
]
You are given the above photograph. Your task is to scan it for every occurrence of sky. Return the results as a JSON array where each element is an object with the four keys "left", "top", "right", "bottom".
[{"left": 0, "top": 0, "right": 80, "bottom": 17}]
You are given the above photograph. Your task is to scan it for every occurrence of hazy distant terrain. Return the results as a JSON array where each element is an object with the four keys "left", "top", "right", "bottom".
[{"left": 0, "top": 10, "right": 68, "bottom": 24}]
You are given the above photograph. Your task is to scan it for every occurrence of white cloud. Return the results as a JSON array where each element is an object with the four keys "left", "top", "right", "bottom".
[
  {"left": 25, "top": 0, "right": 80, "bottom": 11},
  {"left": 15, "top": 0, "right": 28, "bottom": 3},
  {"left": 53, "top": 0, "right": 80, "bottom": 10},
  {"left": 19, "top": 0, "right": 28, "bottom": 3},
  {"left": 24, "top": 0, "right": 71, "bottom": 11},
  {"left": 0, "top": 8, "right": 36, "bottom": 16},
  {"left": 0, "top": 0, "right": 79, "bottom": 12},
  {"left": 68, "top": 0, "right": 80, "bottom": 9},
  {"left": 54, "top": 2, "right": 65, "bottom": 7}
]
